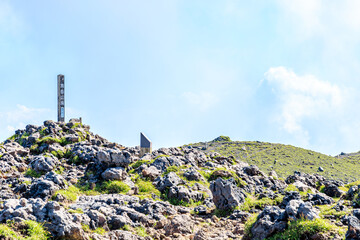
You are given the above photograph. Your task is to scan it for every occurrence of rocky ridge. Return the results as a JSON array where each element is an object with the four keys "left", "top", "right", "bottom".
[{"left": 0, "top": 119, "right": 359, "bottom": 239}]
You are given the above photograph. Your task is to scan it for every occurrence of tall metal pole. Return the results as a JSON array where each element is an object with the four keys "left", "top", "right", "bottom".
[{"left": 57, "top": 74, "right": 65, "bottom": 122}]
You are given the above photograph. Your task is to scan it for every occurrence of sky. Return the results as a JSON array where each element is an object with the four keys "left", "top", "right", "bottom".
[{"left": 1, "top": 0, "right": 360, "bottom": 155}]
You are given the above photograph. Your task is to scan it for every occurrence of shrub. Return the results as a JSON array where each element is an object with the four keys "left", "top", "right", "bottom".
[{"left": 98, "top": 181, "right": 130, "bottom": 194}]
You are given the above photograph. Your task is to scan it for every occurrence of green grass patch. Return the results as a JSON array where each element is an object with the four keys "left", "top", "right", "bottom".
[
  {"left": 244, "top": 213, "right": 259, "bottom": 238},
  {"left": 187, "top": 140, "right": 360, "bottom": 182},
  {"left": 318, "top": 204, "right": 351, "bottom": 218},
  {"left": 129, "top": 160, "right": 152, "bottom": 173},
  {"left": 0, "top": 220, "right": 49, "bottom": 240},
  {"left": 25, "top": 169, "right": 44, "bottom": 178},
  {"left": 24, "top": 220, "right": 50, "bottom": 240},
  {"left": 266, "top": 218, "right": 344, "bottom": 240},
  {"left": 284, "top": 184, "right": 299, "bottom": 192},
  {"left": 134, "top": 177, "right": 160, "bottom": 199},
  {"left": 97, "top": 180, "right": 130, "bottom": 194},
  {"left": 52, "top": 185, "right": 81, "bottom": 202},
  {"left": 241, "top": 195, "right": 284, "bottom": 212},
  {"left": 345, "top": 180, "right": 360, "bottom": 188},
  {"left": 134, "top": 226, "right": 148, "bottom": 237},
  {"left": 68, "top": 208, "right": 84, "bottom": 214}
]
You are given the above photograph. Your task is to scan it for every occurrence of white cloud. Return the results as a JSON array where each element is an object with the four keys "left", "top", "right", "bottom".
[
  {"left": 264, "top": 67, "right": 344, "bottom": 146},
  {"left": 182, "top": 92, "right": 219, "bottom": 112},
  {"left": 0, "top": 105, "right": 52, "bottom": 140}
]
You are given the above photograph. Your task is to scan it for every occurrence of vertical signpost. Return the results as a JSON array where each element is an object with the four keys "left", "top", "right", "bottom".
[{"left": 57, "top": 74, "right": 65, "bottom": 122}]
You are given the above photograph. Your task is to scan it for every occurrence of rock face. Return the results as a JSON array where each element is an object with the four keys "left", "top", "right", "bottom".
[
  {"left": 0, "top": 119, "right": 356, "bottom": 240},
  {"left": 251, "top": 206, "right": 287, "bottom": 240},
  {"left": 101, "top": 167, "right": 127, "bottom": 181},
  {"left": 210, "top": 178, "right": 246, "bottom": 210},
  {"left": 30, "top": 154, "right": 59, "bottom": 172}
]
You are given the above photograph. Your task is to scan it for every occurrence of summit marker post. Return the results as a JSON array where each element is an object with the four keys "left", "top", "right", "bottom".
[
  {"left": 140, "top": 132, "right": 152, "bottom": 156},
  {"left": 57, "top": 74, "right": 65, "bottom": 122}
]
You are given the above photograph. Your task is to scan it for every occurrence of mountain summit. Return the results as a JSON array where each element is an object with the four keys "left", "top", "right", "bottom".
[{"left": 0, "top": 119, "right": 357, "bottom": 239}]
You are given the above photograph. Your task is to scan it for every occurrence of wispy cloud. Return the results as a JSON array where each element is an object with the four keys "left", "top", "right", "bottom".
[
  {"left": 0, "top": 105, "right": 52, "bottom": 140},
  {"left": 264, "top": 66, "right": 344, "bottom": 146}
]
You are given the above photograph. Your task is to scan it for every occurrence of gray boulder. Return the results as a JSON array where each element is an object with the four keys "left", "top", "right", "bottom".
[
  {"left": 183, "top": 167, "right": 204, "bottom": 181},
  {"left": 323, "top": 184, "right": 344, "bottom": 198},
  {"left": 210, "top": 178, "right": 246, "bottom": 210},
  {"left": 164, "top": 214, "right": 194, "bottom": 236},
  {"left": 30, "top": 155, "right": 59, "bottom": 172},
  {"left": 251, "top": 206, "right": 287, "bottom": 240},
  {"left": 308, "top": 193, "right": 335, "bottom": 205},
  {"left": 286, "top": 200, "right": 319, "bottom": 220},
  {"left": 155, "top": 172, "right": 183, "bottom": 192},
  {"left": 141, "top": 166, "right": 161, "bottom": 180},
  {"left": 297, "top": 202, "right": 319, "bottom": 220},
  {"left": 101, "top": 167, "right": 127, "bottom": 181},
  {"left": 346, "top": 216, "right": 360, "bottom": 240},
  {"left": 168, "top": 185, "right": 203, "bottom": 203},
  {"left": 280, "top": 191, "right": 301, "bottom": 208}
]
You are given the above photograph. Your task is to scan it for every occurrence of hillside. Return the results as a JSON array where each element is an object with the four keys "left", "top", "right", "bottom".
[
  {"left": 187, "top": 139, "right": 360, "bottom": 183},
  {"left": 0, "top": 121, "right": 360, "bottom": 239}
]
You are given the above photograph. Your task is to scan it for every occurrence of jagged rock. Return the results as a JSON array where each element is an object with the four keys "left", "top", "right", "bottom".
[
  {"left": 293, "top": 181, "right": 311, "bottom": 192},
  {"left": 164, "top": 214, "right": 194, "bottom": 236},
  {"left": 251, "top": 206, "right": 287, "bottom": 240},
  {"left": 111, "top": 151, "right": 134, "bottom": 168},
  {"left": 3, "top": 142, "right": 29, "bottom": 157},
  {"left": 141, "top": 166, "right": 161, "bottom": 180},
  {"left": 28, "top": 132, "right": 40, "bottom": 144},
  {"left": 210, "top": 178, "right": 246, "bottom": 210},
  {"left": 30, "top": 154, "right": 59, "bottom": 172},
  {"left": 347, "top": 186, "right": 359, "bottom": 200},
  {"left": 285, "top": 172, "right": 326, "bottom": 189},
  {"left": 109, "top": 215, "right": 131, "bottom": 230},
  {"left": 194, "top": 205, "right": 207, "bottom": 215},
  {"left": 243, "top": 165, "right": 263, "bottom": 176},
  {"left": 25, "top": 179, "right": 59, "bottom": 200},
  {"left": 297, "top": 202, "right": 319, "bottom": 220},
  {"left": 97, "top": 149, "right": 134, "bottom": 168},
  {"left": 101, "top": 167, "right": 127, "bottom": 181},
  {"left": 280, "top": 191, "right": 301, "bottom": 208},
  {"left": 323, "top": 184, "right": 345, "bottom": 198},
  {"left": 308, "top": 193, "right": 335, "bottom": 205},
  {"left": 48, "top": 143, "right": 65, "bottom": 153},
  {"left": 183, "top": 167, "right": 204, "bottom": 181},
  {"left": 346, "top": 216, "right": 360, "bottom": 240},
  {"left": 229, "top": 210, "right": 251, "bottom": 222},
  {"left": 155, "top": 172, "right": 183, "bottom": 192},
  {"left": 168, "top": 185, "right": 203, "bottom": 203}
]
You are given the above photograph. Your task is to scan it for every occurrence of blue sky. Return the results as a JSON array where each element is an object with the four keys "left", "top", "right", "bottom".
[{"left": 1, "top": 0, "right": 360, "bottom": 155}]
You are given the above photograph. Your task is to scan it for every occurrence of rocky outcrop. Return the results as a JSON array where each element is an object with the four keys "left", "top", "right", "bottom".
[
  {"left": 0, "top": 119, "right": 356, "bottom": 240},
  {"left": 210, "top": 178, "right": 246, "bottom": 210}
]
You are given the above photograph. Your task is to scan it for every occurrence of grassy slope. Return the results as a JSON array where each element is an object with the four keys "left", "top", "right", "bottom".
[{"left": 188, "top": 140, "right": 360, "bottom": 182}]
